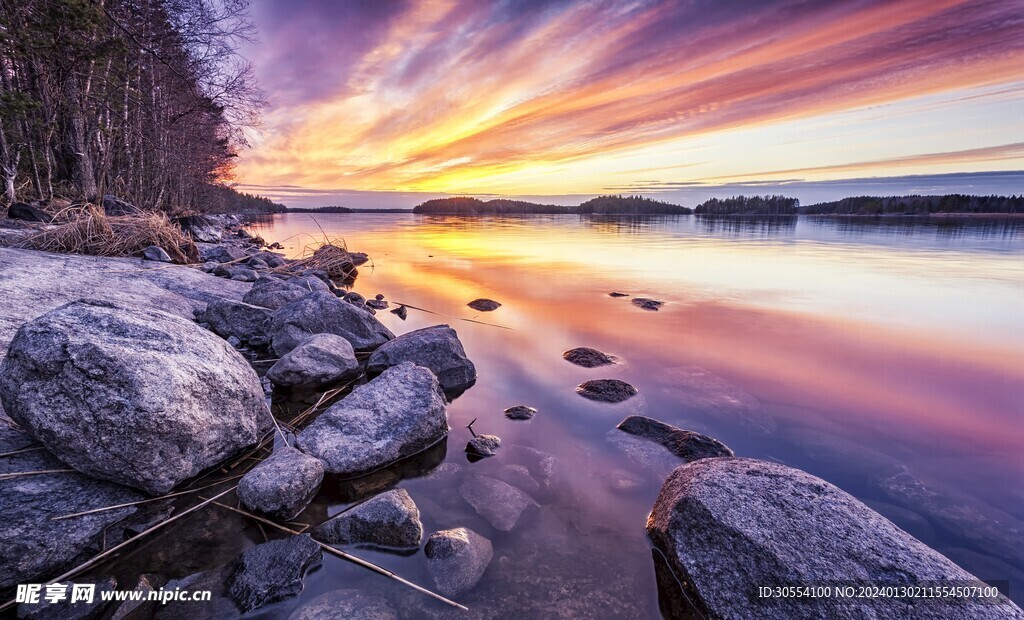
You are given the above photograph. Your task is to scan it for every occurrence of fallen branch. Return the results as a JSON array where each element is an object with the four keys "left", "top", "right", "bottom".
[
  {"left": 0, "top": 445, "right": 44, "bottom": 458},
  {"left": 50, "top": 474, "right": 244, "bottom": 521},
  {"left": 391, "top": 300, "right": 514, "bottom": 330},
  {"left": 0, "top": 468, "right": 75, "bottom": 480}
]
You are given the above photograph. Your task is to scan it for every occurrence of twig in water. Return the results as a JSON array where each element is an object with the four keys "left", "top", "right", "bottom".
[
  {"left": 390, "top": 300, "right": 514, "bottom": 330},
  {"left": 50, "top": 474, "right": 244, "bottom": 521},
  {"left": 206, "top": 500, "right": 468, "bottom": 611},
  {"left": 0, "top": 468, "right": 75, "bottom": 480},
  {"left": 466, "top": 417, "right": 478, "bottom": 438},
  {"left": 0, "top": 445, "right": 44, "bottom": 458}
]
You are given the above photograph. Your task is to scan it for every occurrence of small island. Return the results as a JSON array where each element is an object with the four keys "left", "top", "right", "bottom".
[{"left": 412, "top": 195, "right": 691, "bottom": 215}]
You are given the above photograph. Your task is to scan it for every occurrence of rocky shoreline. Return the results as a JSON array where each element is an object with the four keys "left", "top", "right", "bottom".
[{"left": 0, "top": 212, "right": 1021, "bottom": 619}]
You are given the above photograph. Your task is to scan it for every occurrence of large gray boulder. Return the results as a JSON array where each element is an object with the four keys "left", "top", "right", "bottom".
[
  {"left": 425, "top": 527, "right": 493, "bottom": 597},
  {"left": 0, "top": 300, "right": 270, "bottom": 495},
  {"left": 266, "top": 333, "right": 361, "bottom": 389},
  {"left": 270, "top": 291, "right": 394, "bottom": 355},
  {"left": 296, "top": 362, "right": 448, "bottom": 476},
  {"left": 203, "top": 298, "right": 273, "bottom": 345},
  {"left": 238, "top": 447, "right": 324, "bottom": 521},
  {"left": 366, "top": 325, "right": 476, "bottom": 394},
  {"left": 312, "top": 488, "right": 422, "bottom": 550},
  {"left": 242, "top": 277, "right": 311, "bottom": 310},
  {"left": 647, "top": 457, "right": 1024, "bottom": 619}
]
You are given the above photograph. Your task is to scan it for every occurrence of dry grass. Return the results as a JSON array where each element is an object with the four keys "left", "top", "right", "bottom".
[
  {"left": 18, "top": 205, "right": 198, "bottom": 263},
  {"left": 272, "top": 237, "right": 360, "bottom": 279}
]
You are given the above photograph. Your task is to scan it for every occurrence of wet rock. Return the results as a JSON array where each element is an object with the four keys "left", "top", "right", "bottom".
[
  {"left": 108, "top": 575, "right": 157, "bottom": 620},
  {"left": 8, "top": 202, "right": 52, "bottom": 223},
  {"left": 342, "top": 291, "right": 366, "bottom": 305},
  {"left": 647, "top": 457, "right": 1022, "bottom": 619},
  {"left": 608, "top": 291, "right": 629, "bottom": 297},
  {"left": 227, "top": 534, "right": 322, "bottom": 613},
  {"left": 296, "top": 362, "right": 447, "bottom": 476},
  {"left": 215, "top": 265, "right": 258, "bottom": 282},
  {"left": 251, "top": 251, "right": 286, "bottom": 268},
  {"left": 563, "top": 347, "right": 615, "bottom": 368},
  {"left": 503, "top": 445, "right": 556, "bottom": 490},
  {"left": 268, "top": 242, "right": 283, "bottom": 250},
  {"left": 142, "top": 245, "right": 172, "bottom": 262},
  {"left": 175, "top": 215, "right": 221, "bottom": 243},
  {"left": 366, "top": 325, "right": 476, "bottom": 395},
  {"left": 631, "top": 297, "right": 663, "bottom": 311},
  {"left": 17, "top": 576, "right": 116, "bottom": 620},
  {"left": 199, "top": 244, "right": 247, "bottom": 264},
  {"left": 288, "top": 589, "right": 397, "bottom": 620},
  {"left": 203, "top": 298, "right": 273, "bottom": 345},
  {"left": 102, "top": 194, "right": 141, "bottom": 216},
  {"left": 247, "top": 257, "right": 269, "bottom": 270},
  {"left": 467, "top": 298, "right": 501, "bottom": 311},
  {"left": 864, "top": 500, "right": 936, "bottom": 546},
  {"left": 391, "top": 305, "right": 408, "bottom": 320},
  {"left": 366, "top": 299, "right": 388, "bottom": 310},
  {"left": 466, "top": 434, "right": 501, "bottom": 458},
  {"left": 503, "top": 405, "right": 536, "bottom": 420},
  {"left": 605, "top": 429, "right": 685, "bottom": 480},
  {"left": 576, "top": 379, "right": 638, "bottom": 403},
  {"left": 425, "top": 527, "right": 493, "bottom": 597},
  {"left": 238, "top": 447, "right": 324, "bottom": 521},
  {"left": 242, "top": 277, "right": 311, "bottom": 310},
  {"left": 460, "top": 475, "right": 538, "bottom": 531},
  {"left": 266, "top": 333, "right": 360, "bottom": 389},
  {"left": 491, "top": 464, "right": 540, "bottom": 495},
  {"left": 270, "top": 291, "right": 394, "bottom": 355},
  {"left": 312, "top": 488, "right": 422, "bottom": 550},
  {"left": 155, "top": 566, "right": 237, "bottom": 620},
  {"left": 616, "top": 415, "right": 733, "bottom": 462},
  {"left": 0, "top": 300, "right": 270, "bottom": 495}
]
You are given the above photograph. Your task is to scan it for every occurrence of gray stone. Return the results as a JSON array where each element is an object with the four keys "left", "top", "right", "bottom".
[
  {"left": 204, "top": 298, "right": 273, "bottom": 344},
  {"left": 647, "top": 457, "right": 1024, "bottom": 619},
  {"left": 366, "top": 325, "right": 476, "bottom": 394},
  {"left": 238, "top": 447, "right": 324, "bottom": 521},
  {"left": 562, "top": 347, "right": 615, "bottom": 367},
  {"left": 491, "top": 464, "right": 540, "bottom": 495},
  {"left": 342, "top": 291, "right": 366, "bottom": 305},
  {"left": 108, "top": 575, "right": 157, "bottom": 620},
  {"left": 7, "top": 202, "right": 52, "bottom": 223},
  {"left": 504, "top": 405, "right": 537, "bottom": 420},
  {"left": 312, "top": 488, "right": 422, "bottom": 550},
  {"left": 175, "top": 215, "right": 221, "bottom": 243},
  {"left": 141, "top": 245, "right": 172, "bottom": 262},
  {"left": 0, "top": 300, "right": 270, "bottom": 495},
  {"left": 391, "top": 305, "right": 408, "bottom": 320},
  {"left": 216, "top": 265, "right": 258, "bottom": 282},
  {"left": 425, "top": 527, "right": 493, "bottom": 597},
  {"left": 296, "top": 362, "right": 447, "bottom": 476},
  {"left": 616, "top": 415, "right": 733, "bottom": 462},
  {"left": 288, "top": 589, "right": 397, "bottom": 620},
  {"left": 366, "top": 299, "right": 388, "bottom": 310},
  {"left": 102, "top": 194, "right": 141, "bottom": 216},
  {"left": 503, "top": 444, "right": 555, "bottom": 489},
  {"left": 608, "top": 291, "right": 629, "bottom": 297},
  {"left": 576, "top": 379, "right": 638, "bottom": 403},
  {"left": 228, "top": 534, "right": 322, "bottom": 612},
  {"left": 266, "top": 333, "right": 360, "bottom": 389},
  {"left": 270, "top": 291, "right": 394, "bottom": 355},
  {"left": 460, "top": 475, "right": 538, "bottom": 531},
  {"left": 199, "top": 244, "right": 247, "bottom": 263},
  {"left": 242, "top": 277, "right": 311, "bottom": 310},
  {"left": 467, "top": 298, "right": 501, "bottom": 311},
  {"left": 288, "top": 274, "right": 331, "bottom": 293},
  {"left": 631, "top": 297, "right": 663, "bottom": 311},
  {"left": 17, "top": 576, "right": 116, "bottom": 619},
  {"left": 605, "top": 429, "right": 681, "bottom": 479},
  {"left": 466, "top": 434, "right": 501, "bottom": 457}
]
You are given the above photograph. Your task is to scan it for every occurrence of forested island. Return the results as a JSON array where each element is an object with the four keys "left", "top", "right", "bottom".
[
  {"left": 413, "top": 195, "right": 691, "bottom": 214},
  {"left": 801, "top": 194, "right": 1024, "bottom": 215},
  {"left": 695, "top": 195, "right": 799, "bottom": 215}
]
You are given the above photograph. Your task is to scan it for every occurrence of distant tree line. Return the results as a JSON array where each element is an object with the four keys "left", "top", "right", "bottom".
[
  {"left": 0, "top": 0, "right": 266, "bottom": 212},
  {"left": 694, "top": 195, "right": 799, "bottom": 215},
  {"left": 801, "top": 195, "right": 1024, "bottom": 215},
  {"left": 413, "top": 195, "right": 690, "bottom": 215},
  {"left": 202, "top": 185, "right": 285, "bottom": 213},
  {"left": 284, "top": 205, "right": 353, "bottom": 213}
]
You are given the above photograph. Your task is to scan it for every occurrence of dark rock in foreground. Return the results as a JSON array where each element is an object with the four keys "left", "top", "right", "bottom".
[
  {"left": 425, "top": 527, "right": 494, "bottom": 597},
  {"left": 312, "top": 488, "right": 423, "bottom": 550},
  {"left": 467, "top": 298, "right": 501, "bottom": 311},
  {"left": 228, "top": 534, "right": 322, "bottom": 613},
  {"left": 466, "top": 434, "right": 502, "bottom": 457},
  {"left": 504, "top": 405, "right": 537, "bottom": 420},
  {"left": 367, "top": 325, "right": 476, "bottom": 395},
  {"left": 288, "top": 589, "right": 397, "bottom": 620},
  {"left": 266, "top": 333, "right": 361, "bottom": 389},
  {"left": 576, "top": 379, "right": 638, "bottom": 403},
  {"left": 0, "top": 300, "right": 270, "bottom": 495},
  {"left": 647, "top": 457, "right": 1024, "bottom": 620},
  {"left": 270, "top": 291, "right": 394, "bottom": 355},
  {"left": 7, "top": 202, "right": 53, "bottom": 223},
  {"left": 204, "top": 297, "right": 273, "bottom": 346},
  {"left": 238, "top": 447, "right": 324, "bottom": 521},
  {"left": 563, "top": 347, "right": 615, "bottom": 368},
  {"left": 296, "top": 362, "right": 448, "bottom": 476},
  {"left": 631, "top": 297, "right": 663, "bottom": 311},
  {"left": 460, "top": 475, "right": 538, "bottom": 531},
  {"left": 17, "top": 576, "right": 117, "bottom": 620},
  {"left": 617, "top": 415, "right": 732, "bottom": 462}
]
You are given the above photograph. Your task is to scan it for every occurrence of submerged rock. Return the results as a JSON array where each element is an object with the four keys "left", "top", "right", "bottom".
[
  {"left": 576, "top": 379, "right": 638, "bottom": 403},
  {"left": 238, "top": 447, "right": 324, "bottom": 521},
  {"left": 266, "top": 333, "right": 361, "bottom": 389},
  {"left": 142, "top": 245, "right": 172, "bottom": 262},
  {"left": 425, "top": 527, "right": 494, "bottom": 597},
  {"left": 616, "top": 415, "right": 733, "bottom": 462},
  {"left": 296, "top": 362, "right": 448, "bottom": 476},
  {"left": 563, "top": 347, "right": 615, "bottom": 368},
  {"left": 312, "top": 488, "right": 423, "bottom": 550},
  {"left": 467, "top": 298, "right": 501, "bottom": 311},
  {"left": 242, "top": 277, "right": 310, "bottom": 310},
  {"left": 460, "top": 475, "right": 538, "bottom": 531},
  {"left": 228, "top": 534, "right": 322, "bottom": 613},
  {"left": 657, "top": 366, "right": 774, "bottom": 435},
  {"left": 631, "top": 297, "right": 663, "bottom": 311},
  {"left": 204, "top": 298, "right": 273, "bottom": 345},
  {"left": 270, "top": 291, "right": 394, "bottom": 355},
  {"left": 288, "top": 589, "right": 397, "bottom": 620},
  {"left": 608, "top": 291, "right": 629, "bottom": 297},
  {"left": 366, "top": 325, "right": 476, "bottom": 394},
  {"left": 504, "top": 405, "right": 537, "bottom": 420},
  {"left": 466, "top": 434, "right": 502, "bottom": 458},
  {"left": 0, "top": 300, "right": 270, "bottom": 495},
  {"left": 647, "top": 457, "right": 1022, "bottom": 619}
]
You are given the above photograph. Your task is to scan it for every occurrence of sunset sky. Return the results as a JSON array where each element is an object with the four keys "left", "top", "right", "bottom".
[{"left": 238, "top": 0, "right": 1024, "bottom": 208}]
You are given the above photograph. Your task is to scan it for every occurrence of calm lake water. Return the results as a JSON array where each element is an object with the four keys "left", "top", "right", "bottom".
[{"left": 116, "top": 214, "right": 1024, "bottom": 618}]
